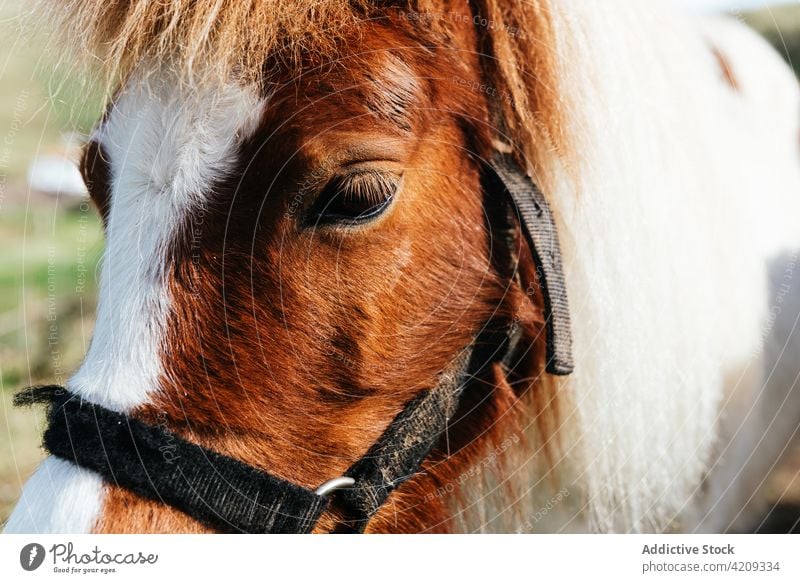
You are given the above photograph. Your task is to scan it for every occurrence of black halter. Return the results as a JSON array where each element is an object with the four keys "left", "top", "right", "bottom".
[{"left": 16, "top": 151, "right": 573, "bottom": 533}]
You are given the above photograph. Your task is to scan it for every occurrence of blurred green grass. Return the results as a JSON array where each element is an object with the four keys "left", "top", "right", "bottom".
[
  {"left": 0, "top": 205, "right": 103, "bottom": 385},
  {"left": 0, "top": 201, "right": 102, "bottom": 519}
]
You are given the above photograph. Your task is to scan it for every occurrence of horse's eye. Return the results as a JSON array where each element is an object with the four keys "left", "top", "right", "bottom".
[{"left": 305, "top": 170, "right": 400, "bottom": 227}]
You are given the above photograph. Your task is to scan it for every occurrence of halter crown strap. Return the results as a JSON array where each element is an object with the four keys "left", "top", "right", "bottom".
[{"left": 335, "top": 347, "right": 472, "bottom": 532}]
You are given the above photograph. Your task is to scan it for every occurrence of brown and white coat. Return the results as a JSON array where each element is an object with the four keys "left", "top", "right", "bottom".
[{"left": 6, "top": 0, "right": 800, "bottom": 533}]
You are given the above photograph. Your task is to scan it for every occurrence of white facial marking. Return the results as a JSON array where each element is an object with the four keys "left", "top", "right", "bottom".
[
  {"left": 7, "top": 71, "right": 263, "bottom": 533},
  {"left": 3, "top": 457, "right": 105, "bottom": 533},
  {"left": 70, "top": 73, "right": 263, "bottom": 412}
]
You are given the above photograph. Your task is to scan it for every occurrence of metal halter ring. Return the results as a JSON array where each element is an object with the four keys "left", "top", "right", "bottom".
[{"left": 314, "top": 476, "right": 355, "bottom": 497}]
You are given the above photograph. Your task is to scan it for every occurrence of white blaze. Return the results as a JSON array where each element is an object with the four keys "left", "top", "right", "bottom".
[{"left": 5, "top": 72, "right": 262, "bottom": 533}]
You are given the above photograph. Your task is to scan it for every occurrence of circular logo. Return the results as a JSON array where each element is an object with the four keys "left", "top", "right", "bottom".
[{"left": 19, "top": 543, "right": 46, "bottom": 571}]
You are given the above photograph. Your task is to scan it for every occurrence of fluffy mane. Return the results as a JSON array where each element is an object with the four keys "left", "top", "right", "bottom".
[
  {"left": 35, "top": 0, "right": 569, "bottom": 172},
  {"left": 35, "top": 0, "right": 371, "bottom": 84}
]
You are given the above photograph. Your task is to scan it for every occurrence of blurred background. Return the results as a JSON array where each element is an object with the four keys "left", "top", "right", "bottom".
[
  {"left": 0, "top": 0, "right": 799, "bottom": 526},
  {"left": 0, "top": 0, "right": 105, "bottom": 521}
]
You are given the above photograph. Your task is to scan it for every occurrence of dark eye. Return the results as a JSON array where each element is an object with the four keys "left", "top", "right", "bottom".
[{"left": 305, "top": 170, "right": 400, "bottom": 227}]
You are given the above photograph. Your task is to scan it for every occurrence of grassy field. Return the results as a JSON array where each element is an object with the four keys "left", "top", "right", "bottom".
[{"left": 0, "top": 200, "right": 104, "bottom": 523}]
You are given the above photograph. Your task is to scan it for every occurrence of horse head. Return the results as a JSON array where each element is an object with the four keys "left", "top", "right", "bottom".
[{"left": 50, "top": 1, "right": 565, "bottom": 533}]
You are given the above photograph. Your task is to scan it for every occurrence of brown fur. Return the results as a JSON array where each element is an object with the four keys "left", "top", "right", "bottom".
[
  {"left": 80, "top": 141, "right": 112, "bottom": 225},
  {"left": 68, "top": 2, "right": 566, "bottom": 533}
]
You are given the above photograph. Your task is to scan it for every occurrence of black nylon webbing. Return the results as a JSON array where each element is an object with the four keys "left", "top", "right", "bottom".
[
  {"left": 17, "top": 386, "right": 328, "bottom": 533},
  {"left": 336, "top": 348, "right": 472, "bottom": 532},
  {"left": 486, "top": 153, "right": 575, "bottom": 375},
  {"left": 14, "top": 340, "right": 479, "bottom": 534},
  {"left": 15, "top": 347, "right": 475, "bottom": 535}
]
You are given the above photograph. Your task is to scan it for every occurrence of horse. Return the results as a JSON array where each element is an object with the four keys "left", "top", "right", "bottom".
[{"left": 5, "top": 0, "right": 800, "bottom": 534}]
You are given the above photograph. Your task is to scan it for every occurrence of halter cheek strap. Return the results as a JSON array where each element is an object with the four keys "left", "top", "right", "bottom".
[
  {"left": 485, "top": 152, "right": 574, "bottom": 375},
  {"left": 335, "top": 346, "right": 474, "bottom": 532}
]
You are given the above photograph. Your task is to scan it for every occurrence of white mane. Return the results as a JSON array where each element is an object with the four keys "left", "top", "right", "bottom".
[{"left": 457, "top": 0, "right": 800, "bottom": 533}]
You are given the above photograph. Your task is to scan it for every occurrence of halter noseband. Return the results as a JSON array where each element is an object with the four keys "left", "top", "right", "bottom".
[{"left": 16, "top": 151, "right": 573, "bottom": 533}]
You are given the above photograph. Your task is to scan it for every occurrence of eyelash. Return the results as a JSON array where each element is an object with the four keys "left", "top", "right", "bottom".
[{"left": 305, "top": 170, "right": 400, "bottom": 227}]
